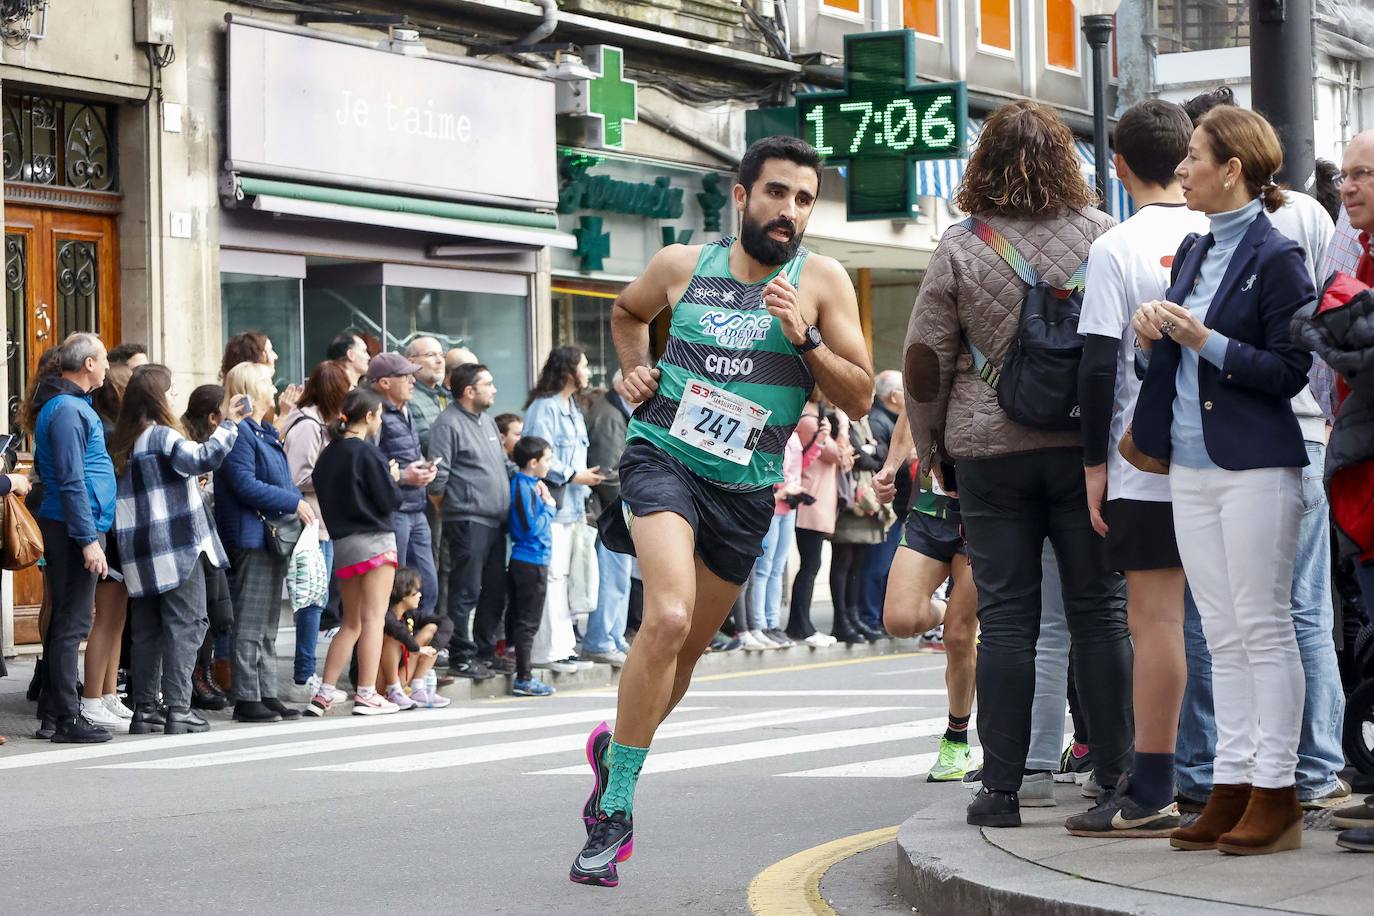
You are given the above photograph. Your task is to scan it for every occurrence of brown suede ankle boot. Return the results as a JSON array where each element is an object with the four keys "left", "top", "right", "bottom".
[
  {"left": 212, "top": 658, "right": 233, "bottom": 693},
  {"left": 1217, "top": 786, "right": 1303, "bottom": 856},
  {"left": 1170, "top": 783, "right": 1251, "bottom": 850}
]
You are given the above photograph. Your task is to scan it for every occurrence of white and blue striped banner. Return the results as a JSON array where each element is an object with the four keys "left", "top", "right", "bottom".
[{"left": 914, "top": 117, "right": 1135, "bottom": 218}]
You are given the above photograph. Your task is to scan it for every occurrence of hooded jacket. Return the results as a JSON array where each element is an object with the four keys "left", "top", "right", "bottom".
[
  {"left": 1291, "top": 272, "right": 1374, "bottom": 561},
  {"left": 33, "top": 375, "right": 116, "bottom": 544}
]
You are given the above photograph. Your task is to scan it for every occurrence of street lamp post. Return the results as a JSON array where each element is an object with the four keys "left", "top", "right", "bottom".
[{"left": 1079, "top": 0, "right": 1122, "bottom": 216}]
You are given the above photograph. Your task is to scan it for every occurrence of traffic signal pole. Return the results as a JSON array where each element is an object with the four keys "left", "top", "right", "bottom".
[{"left": 1250, "top": 0, "right": 1315, "bottom": 189}]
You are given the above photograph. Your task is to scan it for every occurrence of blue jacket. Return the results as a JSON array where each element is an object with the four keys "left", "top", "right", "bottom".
[
  {"left": 213, "top": 417, "right": 302, "bottom": 552},
  {"left": 1132, "top": 212, "right": 1315, "bottom": 470},
  {"left": 508, "top": 473, "right": 554, "bottom": 566},
  {"left": 378, "top": 399, "right": 427, "bottom": 514},
  {"left": 33, "top": 376, "right": 116, "bottom": 544}
]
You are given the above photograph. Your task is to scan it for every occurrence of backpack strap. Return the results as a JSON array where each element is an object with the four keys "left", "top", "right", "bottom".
[{"left": 961, "top": 218, "right": 1040, "bottom": 287}]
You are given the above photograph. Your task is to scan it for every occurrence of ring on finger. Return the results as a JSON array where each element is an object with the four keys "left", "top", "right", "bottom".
[{"left": 1160, "top": 320, "right": 1177, "bottom": 334}]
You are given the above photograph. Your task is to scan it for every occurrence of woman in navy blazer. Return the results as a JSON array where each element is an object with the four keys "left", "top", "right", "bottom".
[
  {"left": 1130, "top": 107, "right": 1315, "bottom": 857},
  {"left": 214, "top": 361, "right": 317, "bottom": 724}
]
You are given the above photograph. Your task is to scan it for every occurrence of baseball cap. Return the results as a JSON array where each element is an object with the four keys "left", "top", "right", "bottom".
[{"left": 366, "top": 352, "right": 422, "bottom": 381}]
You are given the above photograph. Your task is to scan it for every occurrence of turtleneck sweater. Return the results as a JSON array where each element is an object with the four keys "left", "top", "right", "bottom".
[{"left": 1169, "top": 198, "right": 1262, "bottom": 469}]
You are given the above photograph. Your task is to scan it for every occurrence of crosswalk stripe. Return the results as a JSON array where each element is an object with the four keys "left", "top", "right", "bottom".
[
  {"left": 0, "top": 706, "right": 505, "bottom": 771},
  {"left": 636, "top": 717, "right": 950, "bottom": 774},
  {"left": 779, "top": 751, "right": 943, "bottom": 778},
  {"left": 579, "top": 689, "right": 949, "bottom": 698},
  {"left": 308, "top": 706, "right": 896, "bottom": 774},
  {"left": 91, "top": 706, "right": 635, "bottom": 770}
]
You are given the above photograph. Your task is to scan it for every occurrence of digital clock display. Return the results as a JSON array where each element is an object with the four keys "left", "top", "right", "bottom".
[{"left": 796, "top": 30, "right": 967, "bottom": 220}]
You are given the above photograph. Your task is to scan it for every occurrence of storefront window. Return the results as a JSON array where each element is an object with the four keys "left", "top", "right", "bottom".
[
  {"left": 383, "top": 286, "right": 529, "bottom": 415},
  {"left": 552, "top": 285, "right": 621, "bottom": 390},
  {"left": 221, "top": 273, "right": 303, "bottom": 388},
  {"left": 303, "top": 283, "right": 384, "bottom": 377}
]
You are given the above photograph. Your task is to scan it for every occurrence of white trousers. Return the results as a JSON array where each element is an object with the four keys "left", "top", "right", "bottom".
[
  {"left": 1170, "top": 464, "right": 1304, "bottom": 788},
  {"left": 531, "top": 521, "right": 578, "bottom": 665}
]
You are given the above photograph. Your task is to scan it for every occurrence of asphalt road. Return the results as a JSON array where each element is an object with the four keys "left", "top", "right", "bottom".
[{"left": 0, "top": 650, "right": 970, "bottom": 914}]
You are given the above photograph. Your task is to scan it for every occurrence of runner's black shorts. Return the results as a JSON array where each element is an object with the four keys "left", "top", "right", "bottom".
[
  {"left": 597, "top": 440, "right": 774, "bottom": 586},
  {"left": 1101, "top": 498, "right": 1181, "bottom": 572},
  {"left": 900, "top": 510, "right": 965, "bottom": 565}
]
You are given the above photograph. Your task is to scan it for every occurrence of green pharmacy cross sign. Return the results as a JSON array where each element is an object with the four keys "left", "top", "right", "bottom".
[
  {"left": 586, "top": 45, "right": 638, "bottom": 150},
  {"left": 798, "top": 30, "right": 967, "bottom": 220}
]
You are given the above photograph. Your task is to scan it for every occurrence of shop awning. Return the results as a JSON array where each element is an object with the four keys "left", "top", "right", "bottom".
[
  {"left": 912, "top": 119, "right": 1135, "bottom": 218},
  {"left": 234, "top": 177, "right": 577, "bottom": 250}
]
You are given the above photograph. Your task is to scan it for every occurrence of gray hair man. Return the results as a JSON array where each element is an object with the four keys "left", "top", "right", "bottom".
[
  {"left": 405, "top": 336, "right": 447, "bottom": 454},
  {"left": 33, "top": 332, "right": 117, "bottom": 742}
]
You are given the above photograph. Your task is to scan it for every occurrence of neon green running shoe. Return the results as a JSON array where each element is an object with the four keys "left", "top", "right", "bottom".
[{"left": 926, "top": 738, "right": 976, "bottom": 782}]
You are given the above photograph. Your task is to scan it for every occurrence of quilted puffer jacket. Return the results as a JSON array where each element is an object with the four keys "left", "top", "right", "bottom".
[
  {"left": 903, "top": 207, "right": 1115, "bottom": 464},
  {"left": 1291, "top": 272, "right": 1374, "bottom": 561}
]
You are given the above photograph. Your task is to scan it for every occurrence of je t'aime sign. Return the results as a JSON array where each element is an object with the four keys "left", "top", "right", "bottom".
[{"left": 226, "top": 20, "right": 558, "bottom": 208}]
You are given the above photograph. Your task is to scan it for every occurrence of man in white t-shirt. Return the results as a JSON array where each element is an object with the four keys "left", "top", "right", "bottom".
[{"left": 1065, "top": 100, "right": 1209, "bottom": 839}]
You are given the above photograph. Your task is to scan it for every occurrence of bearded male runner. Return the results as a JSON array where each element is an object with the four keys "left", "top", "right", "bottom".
[{"left": 569, "top": 136, "right": 874, "bottom": 887}]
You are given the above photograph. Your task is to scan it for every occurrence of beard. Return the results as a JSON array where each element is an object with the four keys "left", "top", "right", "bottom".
[{"left": 739, "top": 209, "right": 802, "bottom": 266}]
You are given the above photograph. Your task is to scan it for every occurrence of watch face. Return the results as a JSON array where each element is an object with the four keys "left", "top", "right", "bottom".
[{"left": 806, "top": 326, "right": 823, "bottom": 348}]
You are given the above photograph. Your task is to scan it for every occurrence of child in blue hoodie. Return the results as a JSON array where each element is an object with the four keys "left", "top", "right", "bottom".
[{"left": 509, "top": 436, "right": 557, "bottom": 697}]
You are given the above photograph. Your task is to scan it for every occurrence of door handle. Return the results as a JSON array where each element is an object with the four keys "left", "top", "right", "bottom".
[{"left": 34, "top": 301, "right": 51, "bottom": 342}]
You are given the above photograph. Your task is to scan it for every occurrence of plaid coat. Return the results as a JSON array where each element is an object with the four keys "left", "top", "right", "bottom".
[{"left": 115, "top": 422, "right": 237, "bottom": 598}]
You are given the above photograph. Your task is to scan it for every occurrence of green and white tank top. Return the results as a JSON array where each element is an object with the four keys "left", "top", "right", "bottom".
[{"left": 627, "top": 237, "right": 814, "bottom": 491}]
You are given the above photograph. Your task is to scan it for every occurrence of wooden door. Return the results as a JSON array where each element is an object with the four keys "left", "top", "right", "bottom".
[{"left": 4, "top": 205, "right": 119, "bottom": 641}]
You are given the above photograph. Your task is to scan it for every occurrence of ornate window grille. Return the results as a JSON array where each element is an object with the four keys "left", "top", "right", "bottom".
[{"left": 1, "top": 91, "right": 118, "bottom": 192}]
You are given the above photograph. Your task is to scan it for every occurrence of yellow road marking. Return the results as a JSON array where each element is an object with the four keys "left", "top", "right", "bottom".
[{"left": 748, "top": 825, "right": 901, "bottom": 915}]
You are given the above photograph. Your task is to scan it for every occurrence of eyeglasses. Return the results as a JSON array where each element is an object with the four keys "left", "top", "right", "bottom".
[{"left": 1339, "top": 167, "right": 1374, "bottom": 186}]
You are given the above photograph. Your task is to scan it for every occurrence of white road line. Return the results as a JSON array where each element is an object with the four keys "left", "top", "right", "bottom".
[
  {"left": 780, "top": 751, "right": 944, "bottom": 778},
  {"left": 871, "top": 664, "right": 950, "bottom": 677},
  {"left": 91, "top": 706, "right": 635, "bottom": 770},
  {"left": 0, "top": 706, "right": 505, "bottom": 771},
  {"left": 578, "top": 689, "right": 949, "bottom": 698},
  {"left": 638, "top": 716, "right": 950, "bottom": 774},
  {"left": 310, "top": 706, "right": 897, "bottom": 774}
]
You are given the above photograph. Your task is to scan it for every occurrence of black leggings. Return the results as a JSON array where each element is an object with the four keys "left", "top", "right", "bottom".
[
  {"left": 786, "top": 528, "right": 829, "bottom": 639},
  {"left": 829, "top": 543, "right": 867, "bottom": 638}
]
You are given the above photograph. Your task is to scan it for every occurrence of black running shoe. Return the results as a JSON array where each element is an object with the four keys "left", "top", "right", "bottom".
[
  {"left": 1065, "top": 789, "right": 1180, "bottom": 838},
  {"left": 582, "top": 721, "right": 612, "bottom": 831},
  {"left": 570, "top": 811, "right": 634, "bottom": 888},
  {"left": 1336, "top": 827, "right": 1374, "bottom": 852}
]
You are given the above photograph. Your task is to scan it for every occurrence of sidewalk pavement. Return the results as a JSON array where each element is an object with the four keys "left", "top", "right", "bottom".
[
  {"left": 897, "top": 780, "right": 1374, "bottom": 916},
  {"left": 1, "top": 600, "right": 922, "bottom": 743}
]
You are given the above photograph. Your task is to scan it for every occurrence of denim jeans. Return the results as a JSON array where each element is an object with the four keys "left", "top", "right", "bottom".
[
  {"left": 750, "top": 512, "right": 796, "bottom": 631},
  {"left": 293, "top": 539, "right": 333, "bottom": 684},
  {"left": 1028, "top": 542, "right": 1071, "bottom": 771},
  {"left": 1174, "top": 440, "right": 1344, "bottom": 799},
  {"left": 857, "top": 519, "right": 903, "bottom": 629},
  {"left": 584, "top": 538, "right": 632, "bottom": 654},
  {"left": 391, "top": 509, "right": 438, "bottom": 616}
]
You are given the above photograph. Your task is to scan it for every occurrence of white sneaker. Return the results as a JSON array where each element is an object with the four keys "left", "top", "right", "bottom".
[
  {"left": 81, "top": 697, "right": 123, "bottom": 729},
  {"left": 284, "top": 674, "right": 323, "bottom": 704},
  {"left": 352, "top": 691, "right": 399, "bottom": 715},
  {"left": 534, "top": 659, "right": 579, "bottom": 674},
  {"left": 738, "top": 631, "right": 768, "bottom": 652},
  {"left": 749, "top": 629, "right": 781, "bottom": 650},
  {"left": 584, "top": 649, "right": 629, "bottom": 667},
  {"left": 102, "top": 694, "right": 134, "bottom": 719},
  {"left": 803, "top": 633, "right": 830, "bottom": 648},
  {"left": 565, "top": 656, "right": 597, "bottom": 671}
]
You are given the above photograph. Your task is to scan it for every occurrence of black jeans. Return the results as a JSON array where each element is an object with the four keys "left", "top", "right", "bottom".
[
  {"left": 38, "top": 519, "right": 100, "bottom": 723},
  {"left": 508, "top": 560, "right": 548, "bottom": 679},
  {"left": 786, "top": 528, "right": 828, "bottom": 639},
  {"left": 444, "top": 520, "right": 508, "bottom": 661},
  {"left": 958, "top": 448, "right": 1133, "bottom": 793}
]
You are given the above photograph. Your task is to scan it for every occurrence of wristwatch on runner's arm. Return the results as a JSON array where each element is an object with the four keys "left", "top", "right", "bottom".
[{"left": 796, "top": 325, "right": 823, "bottom": 353}]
